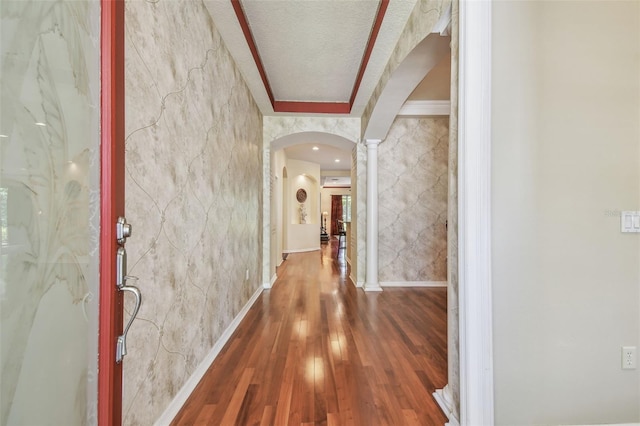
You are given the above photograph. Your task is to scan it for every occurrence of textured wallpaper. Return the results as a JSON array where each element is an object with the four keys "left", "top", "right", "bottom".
[
  {"left": 354, "top": 143, "right": 367, "bottom": 286},
  {"left": 263, "top": 116, "right": 360, "bottom": 143},
  {"left": 123, "top": 1, "right": 263, "bottom": 425},
  {"left": 446, "top": 0, "right": 460, "bottom": 417},
  {"left": 378, "top": 118, "right": 449, "bottom": 283}
]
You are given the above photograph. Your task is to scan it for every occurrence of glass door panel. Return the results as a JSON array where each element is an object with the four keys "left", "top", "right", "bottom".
[{"left": 1, "top": 2, "right": 101, "bottom": 424}]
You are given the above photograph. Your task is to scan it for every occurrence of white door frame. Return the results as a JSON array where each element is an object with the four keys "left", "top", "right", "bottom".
[{"left": 458, "top": 0, "right": 494, "bottom": 424}]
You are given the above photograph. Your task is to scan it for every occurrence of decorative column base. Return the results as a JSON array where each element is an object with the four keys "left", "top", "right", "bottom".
[
  {"left": 433, "top": 384, "right": 460, "bottom": 426},
  {"left": 363, "top": 283, "right": 383, "bottom": 292}
]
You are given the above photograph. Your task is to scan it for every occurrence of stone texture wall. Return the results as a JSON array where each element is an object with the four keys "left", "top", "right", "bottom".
[
  {"left": 123, "top": 1, "right": 263, "bottom": 424},
  {"left": 378, "top": 117, "right": 449, "bottom": 283}
]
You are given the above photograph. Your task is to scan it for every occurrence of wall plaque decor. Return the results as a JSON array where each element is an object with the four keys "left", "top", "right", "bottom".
[{"left": 296, "top": 188, "right": 307, "bottom": 203}]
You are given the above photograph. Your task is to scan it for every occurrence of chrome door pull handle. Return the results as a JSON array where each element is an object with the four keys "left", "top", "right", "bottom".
[{"left": 116, "top": 276, "right": 141, "bottom": 364}]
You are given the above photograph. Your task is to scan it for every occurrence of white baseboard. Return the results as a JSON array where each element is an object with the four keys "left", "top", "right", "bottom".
[
  {"left": 349, "top": 273, "right": 358, "bottom": 287},
  {"left": 283, "top": 247, "right": 320, "bottom": 253},
  {"left": 381, "top": 281, "right": 447, "bottom": 288},
  {"left": 262, "top": 274, "right": 276, "bottom": 289},
  {"left": 433, "top": 387, "right": 460, "bottom": 426},
  {"left": 153, "top": 285, "right": 263, "bottom": 426},
  {"left": 356, "top": 280, "right": 364, "bottom": 288}
]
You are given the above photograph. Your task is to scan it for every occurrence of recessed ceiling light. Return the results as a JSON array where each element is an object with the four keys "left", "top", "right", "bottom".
[
  {"left": 35, "top": 122, "right": 46, "bottom": 127},
  {"left": 0, "top": 134, "right": 8, "bottom": 138},
  {"left": 312, "top": 146, "right": 319, "bottom": 151},
  {"left": 334, "top": 159, "right": 340, "bottom": 163}
]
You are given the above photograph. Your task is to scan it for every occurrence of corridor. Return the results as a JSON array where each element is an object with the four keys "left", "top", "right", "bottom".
[{"left": 171, "top": 241, "right": 447, "bottom": 425}]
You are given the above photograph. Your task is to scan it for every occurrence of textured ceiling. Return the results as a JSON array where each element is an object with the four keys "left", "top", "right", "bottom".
[
  {"left": 241, "top": 1, "right": 379, "bottom": 103},
  {"left": 204, "top": 0, "right": 417, "bottom": 116},
  {"left": 203, "top": 0, "right": 451, "bottom": 185}
]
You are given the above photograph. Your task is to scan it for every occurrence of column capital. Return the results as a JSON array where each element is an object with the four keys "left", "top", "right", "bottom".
[{"left": 364, "top": 138, "right": 382, "bottom": 147}]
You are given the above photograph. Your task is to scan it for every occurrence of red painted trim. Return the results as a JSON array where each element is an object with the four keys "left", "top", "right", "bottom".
[
  {"left": 231, "top": 0, "right": 275, "bottom": 107},
  {"left": 231, "top": 0, "right": 388, "bottom": 114},
  {"left": 349, "top": 0, "right": 389, "bottom": 106},
  {"left": 98, "top": 1, "right": 125, "bottom": 425},
  {"left": 274, "top": 101, "right": 351, "bottom": 114}
]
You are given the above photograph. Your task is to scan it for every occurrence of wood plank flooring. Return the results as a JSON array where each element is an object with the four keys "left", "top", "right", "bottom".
[{"left": 171, "top": 240, "right": 447, "bottom": 425}]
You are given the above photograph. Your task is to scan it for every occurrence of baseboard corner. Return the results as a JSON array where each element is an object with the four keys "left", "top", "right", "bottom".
[
  {"left": 153, "top": 285, "right": 263, "bottom": 425},
  {"left": 433, "top": 387, "right": 460, "bottom": 426}
]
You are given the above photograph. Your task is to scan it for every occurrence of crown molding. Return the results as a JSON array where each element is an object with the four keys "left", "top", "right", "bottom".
[{"left": 398, "top": 100, "right": 451, "bottom": 116}]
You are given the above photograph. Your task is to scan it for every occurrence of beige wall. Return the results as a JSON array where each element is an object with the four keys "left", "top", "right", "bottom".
[
  {"left": 273, "top": 149, "right": 287, "bottom": 269},
  {"left": 492, "top": 1, "right": 640, "bottom": 424},
  {"left": 123, "top": 1, "right": 263, "bottom": 424},
  {"left": 285, "top": 159, "right": 320, "bottom": 252},
  {"left": 378, "top": 117, "right": 449, "bottom": 283}
]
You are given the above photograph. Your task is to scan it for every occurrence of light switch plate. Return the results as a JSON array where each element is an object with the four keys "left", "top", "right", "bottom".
[{"left": 621, "top": 211, "right": 640, "bottom": 233}]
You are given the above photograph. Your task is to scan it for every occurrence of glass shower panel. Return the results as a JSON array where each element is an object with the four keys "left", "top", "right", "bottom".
[{"left": 1, "top": 1, "right": 101, "bottom": 424}]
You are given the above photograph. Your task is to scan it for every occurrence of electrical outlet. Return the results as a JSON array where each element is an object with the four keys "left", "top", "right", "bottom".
[{"left": 622, "top": 346, "right": 637, "bottom": 370}]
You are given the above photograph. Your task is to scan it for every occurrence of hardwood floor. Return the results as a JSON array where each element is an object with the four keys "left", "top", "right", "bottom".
[{"left": 171, "top": 240, "right": 448, "bottom": 425}]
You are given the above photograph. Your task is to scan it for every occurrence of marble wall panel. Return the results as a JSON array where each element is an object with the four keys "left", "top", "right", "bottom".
[
  {"left": 361, "top": 0, "right": 452, "bottom": 137},
  {"left": 378, "top": 118, "right": 448, "bottom": 283},
  {"left": 124, "top": 1, "right": 262, "bottom": 424},
  {"left": 1, "top": 2, "right": 101, "bottom": 424},
  {"left": 263, "top": 116, "right": 360, "bottom": 144},
  {"left": 355, "top": 143, "right": 367, "bottom": 286},
  {"left": 447, "top": 0, "right": 460, "bottom": 417}
]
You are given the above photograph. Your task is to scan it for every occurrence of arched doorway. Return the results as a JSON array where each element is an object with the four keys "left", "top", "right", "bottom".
[{"left": 264, "top": 130, "right": 357, "bottom": 288}]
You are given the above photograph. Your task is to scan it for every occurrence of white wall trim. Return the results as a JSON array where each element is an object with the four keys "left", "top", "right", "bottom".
[
  {"left": 154, "top": 285, "right": 264, "bottom": 426},
  {"left": 349, "top": 272, "right": 359, "bottom": 287},
  {"left": 433, "top": 385, "right": 460, "bottom": 426},
  {"left": 364, "top": 285, "right": 383, "bottom": 292},
  {"left": 381, "top": 281, "right": 447, "bottom": 288},
  {"left": 398, "top": 100, "right": 451, "bottom": 116},
  {"left": 262, "top": 273, "right": 277, "bottom": 289},
  {"left": 283, "top": 247, "right": 320, "bottom": 254},
  {"left": 458, "top": 0, "right": 494, "bottom": 424}
]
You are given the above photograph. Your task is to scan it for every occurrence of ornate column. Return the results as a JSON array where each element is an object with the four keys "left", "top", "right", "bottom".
[{"left": 364, "top": 139, "right": 382, "bottom": 292}]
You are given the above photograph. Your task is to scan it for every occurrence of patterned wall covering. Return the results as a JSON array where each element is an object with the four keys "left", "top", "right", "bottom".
[
  {"left": 378, "top": 117, "right": 449, "bottom": 283},
  {"left": 361, "top": 0, "right": 452, "bottom": 136},
  {"left": 264, "top": 116, "right": 360, "bottom": 144},
  {"left": 354, "top": 143, "right": 367, "bottom": 286},
  {"left": 124, "top": 1, "right": 263, "bottom": 424},
  {"left": 446, "top": 0, "right": 460, "bottom": 417}
]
